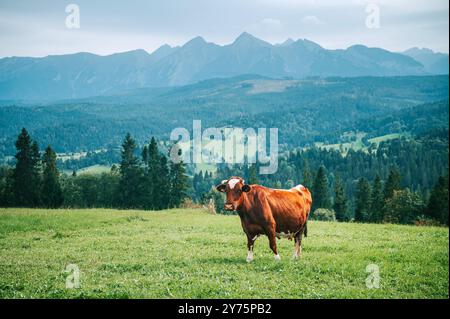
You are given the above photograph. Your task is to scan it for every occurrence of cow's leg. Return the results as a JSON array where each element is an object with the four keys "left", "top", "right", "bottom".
[
  {"left": 266, "top": 227, "right": 280, "bottom": 262},
  {"left": 293, "top": 232, "right": 303, "bottom": 259},
  {"left": 246, "top": 234, "right": 257, "bottom": 263}
]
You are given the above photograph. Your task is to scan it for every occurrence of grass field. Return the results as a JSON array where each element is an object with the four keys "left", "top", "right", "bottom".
[
  {"left": 0, "top": 208, "right": 448, "bottom": 299},
  {"left": 62, "top": 164, "right": 113, "bottom": 175},
  {"left": 314, "top": 133, "right": 405, "bottom": 156}
]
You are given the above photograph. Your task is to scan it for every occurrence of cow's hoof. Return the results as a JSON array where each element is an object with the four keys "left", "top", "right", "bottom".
[
  {"left": 246, "top": 251, "right": 254, "bottom": 263},
  {"left": 292, "top": 253, "right": 299, "bottom": 259},
  {"left": 274, "top": 254, "right": 281, "bottom": 262}
]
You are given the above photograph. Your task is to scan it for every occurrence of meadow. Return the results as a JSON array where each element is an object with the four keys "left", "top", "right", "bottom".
[{"left": 0, "top": 208, "right": 448, "bottom": 299}]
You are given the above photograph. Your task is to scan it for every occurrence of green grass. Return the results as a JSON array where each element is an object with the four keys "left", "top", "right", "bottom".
[
  {"left": 0, "top": 208, "right": 448, "bottom": 299},
  {"left": 62, "top": 164, "right": 113, "bottom": 175},
  {"left": 315, "top": 133, "right": 405, "bottom": 156},
  {"left": 368, "top": 133, "right": 404, "bottom": 145},
  {"left": 315, "top": 132, "right": 367, "bottom": 155}
]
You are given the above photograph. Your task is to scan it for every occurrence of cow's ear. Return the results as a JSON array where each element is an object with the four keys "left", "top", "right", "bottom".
[
  {"left": 216, "top": 184, "right": 227, "bottom": 192},
  {"left": 242, "top": 184, "right": 251, "bottom": 192}
]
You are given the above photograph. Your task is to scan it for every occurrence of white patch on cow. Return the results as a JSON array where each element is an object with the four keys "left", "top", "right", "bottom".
[
  {"left": 246, "top": 250, "right": 254, "bottom": 263},
  {"left": 274, "top": 254, "right": 281, "bottom": 262},
  {"left": 294, "top": 184, "right": 305, "bottom": 190},
  {"left": 228, "top": 178, "right": 241, "bottom": 189},
  {"left": 252, "top": 235, "right": 259, "bottom": 241}
]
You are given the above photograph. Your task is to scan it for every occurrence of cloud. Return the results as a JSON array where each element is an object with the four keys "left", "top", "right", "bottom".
[
  {"left": 302, "top": 15, "right": 325, "bottom": 25},
  {"left": 0, "top": 0, "right": 448, "bottom": 56},
  {"left": 260, "top": 18, "right": 283, "bottom": 30}
]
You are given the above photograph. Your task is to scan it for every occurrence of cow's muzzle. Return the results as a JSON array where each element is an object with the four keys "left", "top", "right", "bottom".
[{"left": 224, "top": 203, "right": 235, "bottom": 211}]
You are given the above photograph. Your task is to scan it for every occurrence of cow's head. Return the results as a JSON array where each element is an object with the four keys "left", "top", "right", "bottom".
[{"left": 216, "top": 176, "right": 251, "bottom": 211}]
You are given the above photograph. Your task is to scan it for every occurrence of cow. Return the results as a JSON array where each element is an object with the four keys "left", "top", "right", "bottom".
[{"left": 216, "top": 176, "right": 312, "bottom": 262}]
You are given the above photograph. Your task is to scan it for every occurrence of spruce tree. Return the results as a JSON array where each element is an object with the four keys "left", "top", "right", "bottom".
[
  {"left": 355, "top": 177, "right": 371, "bottom": 222},
  {"left": 302, "top": 160, "right": 313, "bottom": 188},
  {"left": 384, "top": 189, "right": 424, "bottom": 224},
  {"left": 141, "top": 145, "right": 149, "bottom": 167},
  {"left": 30, "top": 141, "right": 41, "bottom": 205},
  {"left": 370, "top": 174, "right": 384, "bottom": 222},
  {"left": 427, "top": 175, "right": 449, "bottom": 225},
  {"left": 144, "top": 137, "right": 159, "bottom": 209},
  {"left": 117, "top": 133, "right": 142, "bottom": 208},
  {"left": 155, "top": 154, "right": 170, "bottom": 209},
  {"left": 169, "top": 151, "right": 189, "bottom": 208},
  {"left": 333, "top": 175, "right": 347, "bottom": 221},
  {"left": 248, "top": 164, "right": 259, "bottom": 184},
  {"left": 384, "top": 168, "right": 402, "bottom": 200},
  {"left": 313, "top": 166, "right": 331, "bottom": 209},
  {"left": 41, "top": 145, "right": 63, "bottom": 208},
  {"left": 12, "top": 128, "right": 41, "bottom": 207}
]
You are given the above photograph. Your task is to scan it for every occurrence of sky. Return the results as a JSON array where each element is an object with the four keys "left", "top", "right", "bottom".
[{"left": 0, "top": 0, "right": 448, "bottom": 58}]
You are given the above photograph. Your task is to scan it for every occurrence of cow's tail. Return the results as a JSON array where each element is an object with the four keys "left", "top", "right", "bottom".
[{"left": 303, "top": 221, "right": 308, "bottom": 238}]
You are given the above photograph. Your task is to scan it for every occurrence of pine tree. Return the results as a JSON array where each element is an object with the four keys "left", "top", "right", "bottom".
[
  {"left": 248, "top": 164, "right": 259, "bottom": 184},
  {"left": 0, "top": 166, "right": 14, "bottom": 207},
  {"left": 155, "top": 154, "right": 170, "bottom": 209},
  {"left": 313, "top": 166, "right": 331, "bottom": 209},
  {"left": 144, "top": 137, "right": 160, "bottom": 209},
  {"left": 384, "top": 168, "right": 402, "bottom": 200},
  {"left": 141, "top": 145, "right": 149, "bottom": 166},
  {"left": 12, "top": 128, "right": 41, "bottom": 207},
  {"left": 355, "top": 177, "right": 371, "bottom": 222},
  {"left": 427, "top": 175, "right": 449, "bottom": 225},
  {"left": 30, "top": 141, "right": 41, "bottom": 205},
  {"left": 370, "top": 174, "right": 384, "bottom": 222},
  {"left": 384, "top": 189, "right": 424, "bottom": 224},
  {"left": 302, "top": 160, "right": 313, "bottom": 188},
  {"left": 41, "top": 145, "right": 63, "bottom": 208},
  {"left": 117, "top": 133, "right": 142, "bottom": 208},
  {"left": 333, "top": 175, "right": 347, "bottom": 221},
  {"left": 169, "top": 151, "right": 189, "bottom": 208}
]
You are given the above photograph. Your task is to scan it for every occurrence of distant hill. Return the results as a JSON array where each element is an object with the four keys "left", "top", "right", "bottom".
[
  {"left": 0, "top": 33, "right": 441, "bottom": 100},
  {"left": 403, "top": 48, "right": 449, "bottom": 75},
  {"left": 0, "top": 75, "right": 448, "bottom": 158}
]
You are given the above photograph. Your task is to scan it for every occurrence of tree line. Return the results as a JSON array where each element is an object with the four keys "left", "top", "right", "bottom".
[
  {"left": 313, "top": 166, "right": 448, "bottom": 225},
  {"left": 0, "top": 128, "right": 448, "bottom": 226},
  {"left": 0, "top": 129, "right": 189, "bottom": 209},
  {"left": 200, "top": 133, "right": 448, "bottom": 225}
]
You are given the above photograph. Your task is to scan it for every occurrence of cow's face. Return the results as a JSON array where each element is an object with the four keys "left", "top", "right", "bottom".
[{"left": 216, "top": 176, "right": 251, "bottom": 211}]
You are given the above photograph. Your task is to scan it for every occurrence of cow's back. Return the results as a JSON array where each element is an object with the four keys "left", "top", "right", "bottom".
[{"left": 258, "top": 184, "right": 312, "bottom": 233}]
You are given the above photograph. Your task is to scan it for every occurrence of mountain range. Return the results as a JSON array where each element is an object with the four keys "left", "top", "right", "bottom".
[{"left": 0, "top": 32, "right": 448, "bottom": 100}]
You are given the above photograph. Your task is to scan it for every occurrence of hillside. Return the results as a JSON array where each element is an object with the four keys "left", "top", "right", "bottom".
[
  {"left": 0, "top": 208, "right": 448, "bottom": 298},
  {"left": 0, "top": 75, "right": 448, "bottom": 158},
  {"left": 1, "top": 33, "right": 446, "bottom": 100}
]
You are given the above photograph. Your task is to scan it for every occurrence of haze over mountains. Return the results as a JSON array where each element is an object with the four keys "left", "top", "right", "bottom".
[
  {"left": 1, "top": 74, "right": 448, "bottom": 158},
  {"left": 0, "top": 32, "right": 448, "bottom": 100}
]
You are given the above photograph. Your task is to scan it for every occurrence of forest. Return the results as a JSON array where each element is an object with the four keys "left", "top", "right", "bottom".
[
  {"left": 0, "top": 127, "right": 448, "bottom": 226},
  {"left": 0, "top": 75, "right": 448, "bottom": 158},
  {"left": 0, "top": 129, "right": 189, "bottom": 211},
  {"left": 194, "top": 129, "right": 449, "bottom": 225}
]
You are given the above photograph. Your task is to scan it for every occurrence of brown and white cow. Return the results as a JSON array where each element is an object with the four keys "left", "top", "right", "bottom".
[{"left": 216, "top": 176, "right": 312, "bottom": 262}]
